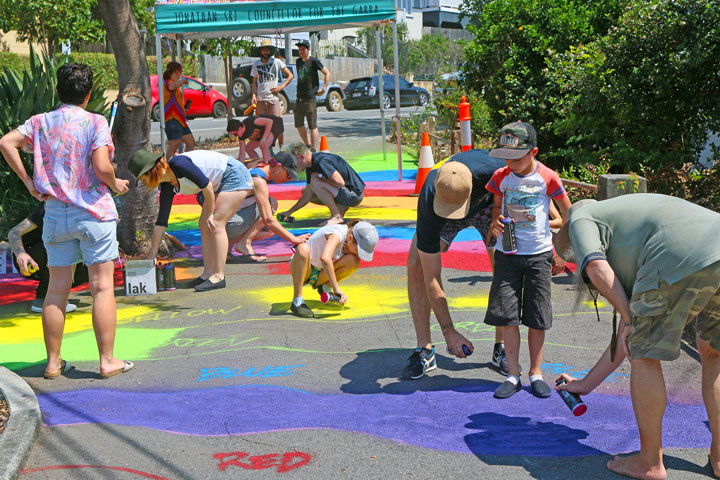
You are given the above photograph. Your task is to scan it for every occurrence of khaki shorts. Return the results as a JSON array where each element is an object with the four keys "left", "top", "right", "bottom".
[
  {"left": 257, "top": 100, "right": 282, "bottom": 117},
  {"left": 628, "top": 260, "right": 720, "bottom": 360}
]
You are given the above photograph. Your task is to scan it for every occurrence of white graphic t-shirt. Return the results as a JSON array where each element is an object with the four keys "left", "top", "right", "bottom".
[
  {"left": 486, "top": 162, "right": 568, "bottom": 255},
  {"left": 250, "top": 58, "right": 286, "bottom": 102}
]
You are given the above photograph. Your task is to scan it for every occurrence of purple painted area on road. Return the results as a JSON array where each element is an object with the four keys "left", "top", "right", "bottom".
[{"left": 37, "top": 385, "right": 709, "bottom": 457}]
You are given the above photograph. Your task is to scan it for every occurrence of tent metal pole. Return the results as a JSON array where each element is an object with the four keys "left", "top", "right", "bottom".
[
  {"left": 284, "top": 33, "right": 292, "bottom": 63},
  {"left": 156, "top": 34, "right": 166, "bottom": 158},
  {"left": 377, "top": 26, "right": 386, "bottom": 162},
  {"left": 392, "top": 18, "right": 402, "bottom": 181}
]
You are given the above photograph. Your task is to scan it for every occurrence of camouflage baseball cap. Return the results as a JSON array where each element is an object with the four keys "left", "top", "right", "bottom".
[{"left": 489, "top": 121, "right": 537, "bottom": 160}]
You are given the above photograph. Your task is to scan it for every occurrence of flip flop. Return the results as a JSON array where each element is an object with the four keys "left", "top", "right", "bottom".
[
  {"left": 99, "top": 360, "right": 135, "bottom": 379},
  {"left": 44, "top": 360, "right": 73, "bottom": 379}
]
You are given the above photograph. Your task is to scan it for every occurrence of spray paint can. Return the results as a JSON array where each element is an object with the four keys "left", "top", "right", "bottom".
[
  {"left": 156, "top": 262, "right": 166, "bottom": 291},
  {"left": 446, "top": 345, "right": 473, "bottom": 356},
  {"left": 164, "top": 263, "right": 176, "bottom": 291},
  {"left": 320, "top": 292, "right": 341, "bottom": 304},
  {"left": 500, "top": 217, "right": 517, "bottom": 254},
  {"left": 555, "top": 379, "right": 587, "bottom": 416},
  {"left": 277, "top": 213, "right": 295, "bottom": 223}
]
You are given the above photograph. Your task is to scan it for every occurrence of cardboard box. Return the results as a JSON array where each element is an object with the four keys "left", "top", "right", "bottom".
[{"left": 124, "top": 259, "right": 157, "bottom": 296}]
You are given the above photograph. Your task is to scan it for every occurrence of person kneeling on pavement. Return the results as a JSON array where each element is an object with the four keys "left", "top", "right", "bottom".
[
  {"left": 9, "top": 203, "right": 89, "bottom": 313},
  {"left": 289, "top": 220, "right": 379, "bottom": 318}
]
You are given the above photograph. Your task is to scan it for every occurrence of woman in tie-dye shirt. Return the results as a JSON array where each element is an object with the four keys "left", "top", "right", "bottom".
[
  {"left": 163, "top": 61, "right": 196, "bottom": 159},
  {"left": 0, "top": 63, "right": 134, "bottom": 380}
]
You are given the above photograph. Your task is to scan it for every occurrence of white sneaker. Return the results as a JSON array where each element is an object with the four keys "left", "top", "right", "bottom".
[{"left": 31, "top": 300, "right": 78, "bottom": 313}]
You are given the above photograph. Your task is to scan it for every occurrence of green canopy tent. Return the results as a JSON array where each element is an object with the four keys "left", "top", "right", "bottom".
[{"left": 154, "top": 0, "right": 404, "bottom": 179}]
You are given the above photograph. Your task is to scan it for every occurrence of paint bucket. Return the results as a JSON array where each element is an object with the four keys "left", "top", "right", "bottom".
[{"left": 124, "top": 259, "right": 157, "bottom": 296}]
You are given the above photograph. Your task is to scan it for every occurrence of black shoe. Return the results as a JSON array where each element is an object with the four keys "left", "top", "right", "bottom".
[
  {"left": 491, "top": 345, "right": 522, "bottom": 377},
  {"left": 194, "top": 278, "right": 226, "bottom": 292},
  {"left": 531, "top": 379, "right": 552, "bottom": 398},
  {"left": 494, "top": 379, "right": 522, "bottom": 399},
  {"left": 291, "top": 302, "right": 314, "bottom": 318},
  {"left": 188, "top": 276, "right": 206, "bottom": 288},
  {"left": 401, "top": 347, "right": 437, "bottom": 380}
]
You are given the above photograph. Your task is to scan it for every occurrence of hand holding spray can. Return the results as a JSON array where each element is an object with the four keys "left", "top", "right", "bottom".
[
  {"left": 320, "top": 292, "right": 341, "bottom": 304},
  {"left": 555, "top": 379, "right": 587, "bottom": 416},
  {"left": 500, "top": 217, "right": 517, "bottom": 254},
  {"left": 446, "top": 345, "right": 473, "bottom": 356}
]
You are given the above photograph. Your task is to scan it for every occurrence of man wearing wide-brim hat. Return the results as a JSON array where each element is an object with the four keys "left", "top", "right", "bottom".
[
  {"left": 553, "top": 193, "right": 720, "bottom": 479},
  {"left": 251, "top": 38, "right": 293, "bottom": 148}
]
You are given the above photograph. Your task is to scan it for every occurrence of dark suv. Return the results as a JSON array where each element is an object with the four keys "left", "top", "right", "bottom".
[
  {"left": 343, "top": 75, "right": 430, "bottom": 110},
  {"left": 231, "top": 62, "right": 344, "bottom": 115}
]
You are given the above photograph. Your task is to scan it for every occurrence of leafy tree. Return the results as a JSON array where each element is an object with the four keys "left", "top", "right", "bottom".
[
  {"left": 548, "top": 0, "right": 720, "bottom": 171},
  {"left": 356, "top": 23, "right": 408, "bottom": 71},
  {"left": 460, "top": 0, "right": 621, "bottom": 165},
  {"left": 0, "top": 0, "right": 105, "bottom": 56}
]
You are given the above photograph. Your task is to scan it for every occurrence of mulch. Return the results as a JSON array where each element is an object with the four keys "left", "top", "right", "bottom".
[{"left": 0, "top": 393, "right": 8, "bottom": 435}]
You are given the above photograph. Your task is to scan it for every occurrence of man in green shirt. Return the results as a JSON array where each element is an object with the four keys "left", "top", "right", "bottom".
[{"left": 554, "top": 194, "right": 720, "bottom": 480}]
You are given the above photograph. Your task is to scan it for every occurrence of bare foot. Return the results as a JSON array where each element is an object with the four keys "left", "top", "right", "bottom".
[
  {"left": 319, "top": 215, "right": 344, "bottom": 227},
  {"left": 607, "top": 454, "right": 667, "bottom": 480},
  {"left": 710, "top": 446, "right": 720, "bottom": 477},
  {"left": 234, "top": 241, "right": 267, "bottom": 262}
]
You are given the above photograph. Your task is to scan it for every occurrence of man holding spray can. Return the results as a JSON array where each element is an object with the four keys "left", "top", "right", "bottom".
[
  {"left": 554, "top": 194, "right": 720, "bottom": 480},
  {"left": 404, "top": 149, "right": 507, "bottom": 380}
]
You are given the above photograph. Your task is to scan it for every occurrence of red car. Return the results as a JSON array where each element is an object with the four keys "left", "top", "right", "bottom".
[{"left": 150, "top": 75, "right": 228, "bottom": 121}]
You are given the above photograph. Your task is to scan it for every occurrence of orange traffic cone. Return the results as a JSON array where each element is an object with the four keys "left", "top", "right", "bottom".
[
  {"left": 414, "top": 132, "right": 434, "bottom": 194},
  {"left": 319, "top": 136, "right": 329, "bottom": 153}
]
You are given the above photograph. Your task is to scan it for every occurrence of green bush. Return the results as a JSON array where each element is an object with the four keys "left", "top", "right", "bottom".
[
  {"left": 432, "top": 84, "right": 495, "bottom": 147},
  {"left": 0, "top": 52, "right": 30, "bottom": 74}
]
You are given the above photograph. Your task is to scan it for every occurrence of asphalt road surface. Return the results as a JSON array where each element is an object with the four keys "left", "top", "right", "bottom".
[{"left": 150, "top": 105, "right": 428, "bottom": 145}]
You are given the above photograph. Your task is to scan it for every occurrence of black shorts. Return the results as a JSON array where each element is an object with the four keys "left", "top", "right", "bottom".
[
  {"left": 335, "top": 187, "right": 363, "bottom": 207},
  {"left": 165, "top": 119, "right": 192, "bottom": 141},
  {"left": 484, "top": 250, "right": 553, "bottom": 330},
  {"left": 294, "top": 98, "right": 318, "bottom": 129}
]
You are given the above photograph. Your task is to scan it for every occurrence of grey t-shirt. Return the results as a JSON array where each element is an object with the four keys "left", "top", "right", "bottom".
[
  {"left": 569, "top": 193, "right": 720, "bottom": 296},
  {"left": 251, "top": 57, "right": 286, "bottom": 102}
]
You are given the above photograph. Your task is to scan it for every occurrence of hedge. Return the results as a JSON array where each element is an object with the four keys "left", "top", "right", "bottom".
[{"left": 0, "top": 52, "right": 200, "bottom": 90}]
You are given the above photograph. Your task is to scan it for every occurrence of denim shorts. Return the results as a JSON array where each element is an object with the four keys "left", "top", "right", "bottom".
[
  {"left": 219, "top": 157, "right": 254, "bottom": 192},
  {"left": 165, "top": 119, "right": 192, "bottom": 141},
  {"left": 42, "top": 199, "right": 118, "bottom": 267}
]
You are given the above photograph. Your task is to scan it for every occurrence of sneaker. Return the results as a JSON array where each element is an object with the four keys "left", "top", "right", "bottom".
[
  {"left": 491, "top": 345, "right": 522, "bottom": 377},
  {"left": 531, "top": 379, "right": 552, "bottom": 398},
  {"left": 494, "top": 379, "right": 522, "bottom": 399},
  {"left": 401, "top": 347, "right": 437, "bottom": 380},
  {"left": 291, "top": 302, "right": 314, "bottom": 318},
  {"left": 31, "top": 298, "right": 77, "bottom": 313}
]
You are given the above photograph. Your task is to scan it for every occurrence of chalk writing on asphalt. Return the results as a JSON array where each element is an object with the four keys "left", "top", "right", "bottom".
[
  {"left": 130, "top": 305, "right": 245, "bottom": 323},
  {"left": 197, "top": 365, "right": 304, "bottom": 382},
  {"left": 161, "top": 334, "right": 259, "bottom": 348},
  {"left": 214, "top": 451, "right": 312, "bottom": 473}
]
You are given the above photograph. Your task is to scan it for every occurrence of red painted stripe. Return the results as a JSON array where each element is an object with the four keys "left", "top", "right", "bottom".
[{"left": 21, "top": 465, "right": 172, "bottom": 480}]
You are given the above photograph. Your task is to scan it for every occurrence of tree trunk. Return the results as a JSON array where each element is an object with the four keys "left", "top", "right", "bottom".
[{"left": 98, "top": 0, "right": 158, "bottom": 256}]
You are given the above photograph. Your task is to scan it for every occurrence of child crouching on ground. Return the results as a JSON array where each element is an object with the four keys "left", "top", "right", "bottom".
[
  {"left": 483, "top": 121, "right": 572, "bottom": 399},
  {"left": 289, "top": 220, "right": 379, "bottom": 318}
]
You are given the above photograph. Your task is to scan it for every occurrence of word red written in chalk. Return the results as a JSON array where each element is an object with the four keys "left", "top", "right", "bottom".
[{"left": 214, "top": 451, "right": 312, "bottom": 473}]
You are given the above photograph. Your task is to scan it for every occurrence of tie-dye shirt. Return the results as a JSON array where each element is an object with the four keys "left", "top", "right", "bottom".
[
  {"left": 163, "top": 79, "right": 188, "bottom": 126},
  {"left": 17, "top": 104, "right": 118, "bottom": 221}
]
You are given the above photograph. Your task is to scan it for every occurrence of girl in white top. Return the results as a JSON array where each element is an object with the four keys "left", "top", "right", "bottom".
[{"left": 289, "top": 220, "right": 379, "bottom": 318}]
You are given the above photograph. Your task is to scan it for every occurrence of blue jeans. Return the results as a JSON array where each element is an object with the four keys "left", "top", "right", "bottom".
[{"left": 42, "top": 199, "right": 118, "bottom": 267}]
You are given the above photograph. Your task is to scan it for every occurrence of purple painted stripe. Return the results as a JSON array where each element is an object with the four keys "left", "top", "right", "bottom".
[{"left": 37, "top": 385, "right": 709, "bottom": 457}]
